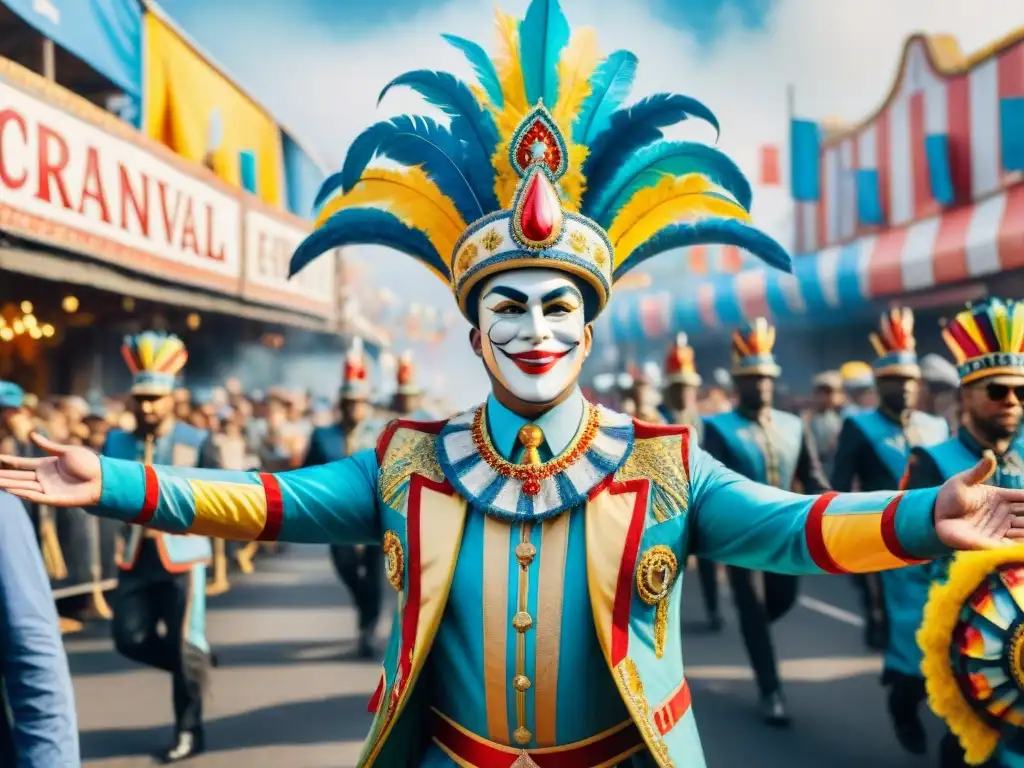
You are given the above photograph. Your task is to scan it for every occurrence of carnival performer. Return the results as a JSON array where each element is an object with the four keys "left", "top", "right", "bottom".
[
  {"left": 907, "top": 298, "right": 1024, "bottom": 768},
  {"left": 3, "top": 4, "right": 1024, "bottom": 765},
  {"left": 660, "top": 334, "right": 720, "bottom": 631},
  {"left": 392, "top": 351, "right": 434, "bottom": 420},
  {"left": 304, "top": 340, "right": 385, "bottom": 659},
  {"left": 106, "top": 332, "right": 215, "bottom": 763},
  {"left": 702, "top": 318, "right": 829, "bottom": 726},
  {"left": 828, "top": 308, "right": 949, "bottom": 754},
  {"left": 805, "top": 370, "right": 844, "bottom": 479}
]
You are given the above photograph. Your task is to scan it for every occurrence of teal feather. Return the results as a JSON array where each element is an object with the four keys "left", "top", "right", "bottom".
[
  {"left": 573, "top": 50, "right": 637, "bottom": 143},
  {"left": 442, "top": 34, "right": 504, "bottom": 108},
  {"left": 613, "top": 219, "right": 791, "bottom": 281},
  {"left": 580, "top": 93, "right": 721, "bottom": 215},
  {"left": 589, "top": 141, "right": 753, "bottom": 226},
  {"left": 338, "top": 115, "right": 484, "bottom": 222},
  {"left": 290, "top": 208, "right": 448, "bottom": 281},
  {"left": 518, "top": 0, "right": 571, "bottom": 107},
  {"left": 379, "top": 69, "right": 500, "bottom": 212}
]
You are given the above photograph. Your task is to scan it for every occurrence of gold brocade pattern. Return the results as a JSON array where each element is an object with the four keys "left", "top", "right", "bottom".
[
  {"left": 616, "top": 434, "right": 688, "bottom": 522},
  {"left": 482, "top": 228, "right": 504, "bottom": 252},
  {"left": 636, "top": 546, "right": 678, "bottom": 659},
  {"left": 382, "top": 531, "right": 404, "bottom": 592},
  {"left": 617, "top": 658, "right": 672, "bottom": 766},
  {"left": 379, "top": 428, "right": 444, "bottom": 510}
]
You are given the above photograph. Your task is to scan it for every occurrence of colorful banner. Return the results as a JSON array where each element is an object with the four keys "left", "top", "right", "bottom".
[
  {"left": 1001, "top": 97, "right": 1024, "bottom": 172},
  {"left": 142, "top": 12, "right": 283, "bottom": 208},
  {"left": 282, "top": 131, "right": 324, "bottom": 219},
  {"left": 925, "top": 134, "right": 955, "bottom": 206},
  {"left": 2, "top": 0, "right": 141, "bottom": 98},
  {"left": 789, "top": 119, "right": 821, "bottom": 202}
]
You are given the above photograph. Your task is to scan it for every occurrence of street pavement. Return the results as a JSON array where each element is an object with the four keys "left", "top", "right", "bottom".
[{"left": 69, "top": 546, "right": 946, "bottom": 767}]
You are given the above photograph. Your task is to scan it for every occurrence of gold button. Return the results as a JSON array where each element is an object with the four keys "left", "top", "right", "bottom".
[
  {"left": 515, "top": 542, "right": 536, "bottom": 566},
  {"left": 517, "top": 425, "right": 543, "bottom": 450},
  {"left": 512, "top": 611, "right": 533, "bottom": 632},
  {"left": 513, "top": 726, "right": 532, "bottom": 745},
  {"left": 513, "top": 674, "right": 532, "bottom": 692}
]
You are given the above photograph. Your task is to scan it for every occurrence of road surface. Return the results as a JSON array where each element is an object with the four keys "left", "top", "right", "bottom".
[{"left": 68, "top": 546, "right": 945, "bottom": 767}]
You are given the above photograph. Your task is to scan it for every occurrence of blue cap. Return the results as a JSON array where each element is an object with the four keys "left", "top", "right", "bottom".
[{"left": 0, "top": 381, "right": 25, "bottom": 409}]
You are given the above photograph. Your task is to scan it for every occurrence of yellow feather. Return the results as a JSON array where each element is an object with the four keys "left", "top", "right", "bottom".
[
  {"left": 1010, "top": 304, "right": 1024, "bottom": 352},
  {"left": 316, "top": 168, "right": 466, "bottom": 276},
  {"left": 138, "top": 337, "right": 155, "bottom": 371},
  {"left": 732, "top": 331, "right": 751, "bottom": 357},
  {"left": 959, "top": 314, "right": 990, "bottom": 354},
  {"left": 869, "top": 333, "right": 888, "bottom": 358},
  {"left": 942, "top": 328, "right": 966, "bottom": 364},
  {"left": 552, "top": 27, "right": 600, "bottom": 131},
  {"left": 992, "top": 303, "right": 1010, "bottom": 351},
  {"left": 493, "top": 8, "right": 528, "bottom": 120},
  {"left": 469, "top": 83, "right": 490, "bottom": 108},
  {"left": 608, "top": 175, "right": 752, "bottom": 264},
  {"left": 152, "top": 339, "right": 182, "bottom": 371}
]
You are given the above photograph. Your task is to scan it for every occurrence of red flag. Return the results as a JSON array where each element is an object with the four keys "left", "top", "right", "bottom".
[
  {"left": 760, "top": 144, "right": 781, "bottom": 186},
  {"left": 721, "top": 246, "right": 743, "bottom": 273},
  {"left": 689, "top": 245, "right": 709, "bottom": 275}
]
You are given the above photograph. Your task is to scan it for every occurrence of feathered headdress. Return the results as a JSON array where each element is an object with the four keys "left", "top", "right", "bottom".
[
  {"left": 731, "top": 317, "right": 780, "bottom": 378},
  {"left": 664, "top": 333, "right": 701, "bottom": 387},
  {"left": 869, "top": 307, "right": 921, "bottom": 378},
  {"left": 121, "top": 331, "right": 188, "bottom": 396},
  {"left": 290, "top": 0, "right": 790, "bottom": 326},
  {"left": 342, "top": 337, "right": 370, "bottom": 401},
  {"left": 396, "top": 351, "right": 421, "bottom": 395},
  {"left": 942, "top": 298, "right": 1024, "bottom": 384}
]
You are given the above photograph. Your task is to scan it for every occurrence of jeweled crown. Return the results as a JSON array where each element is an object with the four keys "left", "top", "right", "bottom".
[
  {"left": 121, "top": 331, "right": 187, "bottom": 396},
  {"left": 942, "top": 298, "right": 1024, "bottom": 384},
  {"left": 869, "top": 307, "right": 920, "bottom": 378}
]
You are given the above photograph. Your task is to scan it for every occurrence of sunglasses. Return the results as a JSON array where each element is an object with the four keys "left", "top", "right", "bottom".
[{"left": 983, "top": 383, "right": 1024, "bottom": 402}]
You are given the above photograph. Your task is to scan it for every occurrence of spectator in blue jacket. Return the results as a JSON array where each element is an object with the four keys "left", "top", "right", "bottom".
[{"left": 0, "top": 490, "right": 79, "bottom": 767}]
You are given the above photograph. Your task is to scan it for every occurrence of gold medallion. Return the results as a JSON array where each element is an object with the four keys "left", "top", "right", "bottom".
[
  {"left": 636, "top": 545, "right": 678, "bottom": 605},
  {"left": 382, "top": 530, "right": 405, "bottom": 592}
]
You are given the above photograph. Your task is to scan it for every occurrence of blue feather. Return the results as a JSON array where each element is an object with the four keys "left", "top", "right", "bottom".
[
  {"left": 313, "top": 170, "right": 345, "bottom": 210},
  {"left": 613, "top": 219, "right": 792, "bottom": 281},
  {"left": 442, "top": 34, "right": 504, "bottom": 108},
  {"left": 290, "top": 208, "right": 448, "bottom": 281},
  {"left": 338, "top": 115, "right": 484, "bottom": 222},
  {"left": 518, "top": 0, "right": 571, "bottom": 107},
  {"left": 573, "top": 50, "right": 637, "bottom": 143},
  {"left": 589, "top": 141, "right": 753, "bottom": 226},
  {"left": 581, "top": 94, "right": 721, "bottom": 214},
  {"left": 379, "top": 70, "right": 500, "bottom": 212}
]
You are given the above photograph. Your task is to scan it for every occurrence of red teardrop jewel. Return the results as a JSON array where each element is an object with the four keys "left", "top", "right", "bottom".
[
  {"left": 522, "top": 478, "right": 541, "bottom": 496},
  {"left": 517, "top": 171, "right": 562, "bottom": 245}
]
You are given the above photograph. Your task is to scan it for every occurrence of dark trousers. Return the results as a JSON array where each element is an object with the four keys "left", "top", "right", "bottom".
[
  {"left": 696, "top": 558, "right": 719, "bottom": 618},
  {"left": 329, "top": 545, "right": 383, "bottom": 632},
  {"left": 112, "top": 541, "right": 207, "bottom": 734},
  {"left": 727, "top": 566, "right": 799, "bottom": 697},
  {"left": 851, "top": 572, "right": 887, "bottom": 637}
]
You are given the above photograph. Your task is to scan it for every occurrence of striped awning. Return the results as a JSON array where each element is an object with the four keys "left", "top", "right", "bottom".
[{"left": 610, "top": 184, "right": 1024, "bottom": 342}]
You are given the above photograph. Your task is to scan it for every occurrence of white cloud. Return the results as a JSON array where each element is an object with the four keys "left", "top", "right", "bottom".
[{"left": 260, "top": 0, "right": 1022, "bottom": 403}]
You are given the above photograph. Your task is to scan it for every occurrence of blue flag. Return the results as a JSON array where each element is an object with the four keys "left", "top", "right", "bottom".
[
  {"left": 790, "top": 119, "right": 821, "bottom": 202},
  {"left": 1001, "top": 97, "right": 1024, "bottom": 172},
  {"left": 925, "top": 134, "right": 956, "bottom": 206}
]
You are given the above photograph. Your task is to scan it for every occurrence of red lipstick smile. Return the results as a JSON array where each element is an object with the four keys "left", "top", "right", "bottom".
[{"left": 501, "top": 348, "right": 572, "bottom": 375}]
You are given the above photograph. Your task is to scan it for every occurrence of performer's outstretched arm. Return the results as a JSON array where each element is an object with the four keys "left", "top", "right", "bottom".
[
  {"left": 690, "top": 443, "right": 945, "bottom": 575},
  {"left": 95, "top": 450, "right": 381, "bottom": 545}
]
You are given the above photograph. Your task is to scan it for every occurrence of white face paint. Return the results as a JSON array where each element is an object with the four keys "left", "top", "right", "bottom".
[{"left": 478, "top": 269, "right": 589, "bottom": 404}]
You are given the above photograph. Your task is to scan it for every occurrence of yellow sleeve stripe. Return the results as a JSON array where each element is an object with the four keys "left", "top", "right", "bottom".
[
  {"left": 820, "top": 512, "right": 908, "bottom": 573},
  {"left": 188, "top": 480, "right": 267, "bottom": 540}
]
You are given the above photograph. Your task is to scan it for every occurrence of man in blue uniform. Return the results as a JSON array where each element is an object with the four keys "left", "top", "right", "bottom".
[
  {"left": 107, "top": 332, "right": 215, "bottom": 763},
  {"left": 4, "top": 5, "right": 1024, "bottom": 765},
  {"left": 392, "top": 351, "right": 434, "bottom": 421},
  {"left": 704, "top": 318, "right": 830, "bottom": 726},
  {"left": 829, "top": 307, "right": 949, "bottom": 753},
  {"left": 660, "top": 334, "right": 720, "bottom": 631},
  {"left": 304, "top": 340, "right": 385, "bottom": 658},
  {"left": 905, "top": 298, "right": 1024, "bottom": 768}
]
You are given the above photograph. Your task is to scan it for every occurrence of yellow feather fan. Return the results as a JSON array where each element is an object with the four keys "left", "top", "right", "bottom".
[
  {"left": 608, "top": 175, "right": 752, "bottom": 265},
  {"left": 552, "top": 27, "right": 600, "bottom": 130}
]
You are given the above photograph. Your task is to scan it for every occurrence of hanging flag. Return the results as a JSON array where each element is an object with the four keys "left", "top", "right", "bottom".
[
  {"left": 760, "top": 144, "right": 782, "bottom": 186},
  {"left": 856, "top": 169, "right": 883, "bottom": 225},
  {"left": 925, "top": 134, "right": 956, "bottom": 206},
  {"left": 1001, "top": 96, "right": 1024, "bottom": 172},
  {"left": 689, "top": 245, "right": 709, "bottom": 275},
  {"left": 790, "top": 119, "right": 821, "bottom": 201},
  {"left": 721, "top": 246, "right": 743, "bottom": 273}
]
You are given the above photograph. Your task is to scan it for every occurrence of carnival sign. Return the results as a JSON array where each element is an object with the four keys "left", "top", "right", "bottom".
[
  {"left": 242, "top": 208, "right": 335, "bottom": 319},
  {"left": 0, "top": 68, "right": 242, "bottom": 292}
]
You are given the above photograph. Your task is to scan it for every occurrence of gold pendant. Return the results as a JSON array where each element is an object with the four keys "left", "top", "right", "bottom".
[
  {"left": 654, "top": 598, "right": 669, "bottom": 659},
  {"left": 511, "top": 752, "right": 540, "bottom": 768}
]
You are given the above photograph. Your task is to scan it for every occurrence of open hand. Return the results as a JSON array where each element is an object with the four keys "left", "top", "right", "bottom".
[
  {"left": 934, "top": 452, "right": 1024, "bottom": 550},
  {"left": 0, "top": 433, "right": 102, "bottom": 507}
]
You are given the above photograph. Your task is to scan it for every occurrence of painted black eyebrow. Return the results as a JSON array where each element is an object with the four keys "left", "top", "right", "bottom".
[
  {"left": 541, "top": 286, "right": 583, "bottom": 304},
  {"left": 483, "top": 286, "right": 529, "bottom": 303}
]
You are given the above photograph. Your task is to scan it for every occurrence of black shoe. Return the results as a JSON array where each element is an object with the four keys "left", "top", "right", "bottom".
[
  {"left": 160, "top": 730, "right": 204, "bottom": 763},
  {"left": 357, "top": 629, "right": 377, "bottom": 660},
  {"left": 760, "top": 692, "right": 791, "bottom": 728},
  {"left": 864, "top": 618, "right": 888, "bottom": 652},
  {"left": 707, "top": 613, "right": 724, "bottom": 632},
  {"left": 888, "top": 694, "right": 927, "bottom": 755}
]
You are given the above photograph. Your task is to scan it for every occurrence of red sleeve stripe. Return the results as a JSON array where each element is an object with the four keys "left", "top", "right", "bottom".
[
  {"left": 653, "top": 678, "right": 692, "bottom": 736},
  {"left": 804, "top": 492, "right": 847, "bottom": 574},
  {"left": 135, "top": 465, "right": 160, "bottom": 525},
  {"left": 681, "top": 425, "right": 692, "bottom": 478},
  {"left": 257, "top": 473, "right": 284, "bottom": 541},
  {"left": 880, "top": 494, "right": 925, "bottom": 563}
]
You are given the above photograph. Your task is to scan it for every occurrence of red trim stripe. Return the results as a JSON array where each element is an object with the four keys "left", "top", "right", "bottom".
[
  {"left": 999, "top": 184, "right": 1024, "bottom": 270},
  {"left": 867, "top": 226, "right": 907, "bottom": 297},
  {"left": 653, "top": 679, "right": 692, "bottom": 736},
  {"left": 134, "top": 465, "right": 160, "bottom": 525},
  {"left": 880, "top": 494, "right": 926, "bottom": 564},
  {"left": 804, "top": 492, "right": 846, "bottom": 574},
  {"left": 946, "top": 74, "right": 971, "bottom": 204},
  {"left": 257, "top": 473, "right": 284, "bottom": 541},
  {"left": 632, "top": 421, "right": 687, "bottom": 439},
  {"left": 611, "top": 479, "right": 649, "bottom": 666},
  {"left": 367, "top": 675, "right": 384, "bottom": 714},
  {"left": 681, "top": 425, "right": 692, "bottom": 479},
  {"left": 931, "top": 203, "right": 972, "bottom": 285}
]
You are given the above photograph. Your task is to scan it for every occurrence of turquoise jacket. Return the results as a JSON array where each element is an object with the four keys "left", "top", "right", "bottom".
[{"left": 88, "top": 393, "right": 946, "bottom": 767}]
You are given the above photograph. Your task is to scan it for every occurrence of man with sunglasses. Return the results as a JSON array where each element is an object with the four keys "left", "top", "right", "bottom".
[
  {"left": 901, "top": 298, "right": 1024, "bottom": 768},
  {"left": 830, "top": 308, "right": 949, "bottom": 755}
]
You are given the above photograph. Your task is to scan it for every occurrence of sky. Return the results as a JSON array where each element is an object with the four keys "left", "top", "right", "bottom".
[{"left": 157, "top": 0, "right": 1024, "bottom": 406}]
